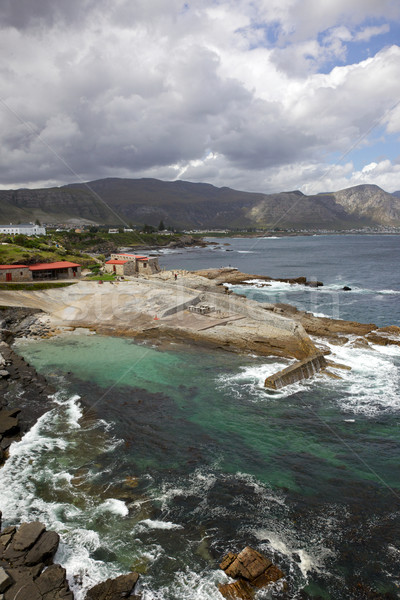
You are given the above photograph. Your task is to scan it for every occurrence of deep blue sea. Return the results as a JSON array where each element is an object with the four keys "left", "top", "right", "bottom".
[
  {"left": 1, "top": 235, "right": 400, "bottom": 600},
  {"left": 157, "top": 234, "right": 400, "bottom": 326}
]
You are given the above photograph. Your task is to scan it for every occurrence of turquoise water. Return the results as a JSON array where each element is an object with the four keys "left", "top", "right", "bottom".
[{"left": 1, "top": 235, "right": 400, "bottom": 599}]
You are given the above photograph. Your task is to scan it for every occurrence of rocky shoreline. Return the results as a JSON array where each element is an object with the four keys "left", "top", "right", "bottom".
[
  {"left": 0, "top": 308, "right": 56, "bottom": 466},
  {"left": 0, "top": 309, "right": 142, "bottom": 600},
  {"left": 1, "top": 273, "right": 400, "bottom": 600}
]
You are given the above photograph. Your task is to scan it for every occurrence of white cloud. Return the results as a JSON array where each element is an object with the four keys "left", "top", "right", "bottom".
[
  {"left": 354, "top": 23, "right": 391, "bottom": 42},
  {"left": 0, "top": 0, "right": 399, "bottom": 195}
]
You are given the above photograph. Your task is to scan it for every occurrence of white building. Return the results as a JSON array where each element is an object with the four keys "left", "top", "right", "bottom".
[{"left": 0, "top": 223, "right": 46, "bottom": 236}]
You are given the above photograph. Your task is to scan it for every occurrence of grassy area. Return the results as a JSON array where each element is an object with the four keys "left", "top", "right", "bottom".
[
  {"left": 84, "top": 273, "right": 117, "bottom": 281},
  {"left": 0, "top": 242, "right": 96, "bottom": 267},
  {"left": 48, "top": 229, "right": 181, "bottom": 252},
  {"left": 0, "top": 282, "right": 76, "bottom": 290}
]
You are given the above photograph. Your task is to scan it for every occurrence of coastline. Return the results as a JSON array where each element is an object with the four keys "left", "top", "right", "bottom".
[
  {"left": 0, "top": 311, "right": 142, "bottom": 600},
  {"left": 1, "top": 269, "right": 400, "bottom": 599}
]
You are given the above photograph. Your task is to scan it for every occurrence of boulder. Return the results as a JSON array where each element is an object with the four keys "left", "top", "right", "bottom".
[
  {"left": 3, "top": 522, "right": 59, "bottom": 568},
  {"left": 305, "top": 281, "right": 323, "bottom": 287},
  {"left": 0, "top": 415, "right": 19, "bottom": 436},
  {"left": 4, "top": 579, "right": 42, "bottom": 600},
  {"left": 10, "top": 522, "right": 45, "bottom": 552},
  {"left": 0, "top": 522, "right": 72, "bottom": 600},
  {"left": 25, "top": 531, "right": 60, "bottom": 566},
  {"left": 0, "top": 526, "right": 16, "bottom": 552},
  {"left": 222, "top": 547, "right": 272, "bottom": 581},
  {"left": 218, "top": 580, "right": 254, "bottom": 600},
  {"left": 85, "top": 572, "right": 140, "bottom": 600},
  {"left": 0, "top": 568, "right": 12, "bottom": 593},
  {"left": 342, "top": 286, "right": 352, "bottom": 291},
  {"left": 219, "top": 547, "right": 284, "bottom": 600},
  {"left": 35, "top": 564, "right": 73, "bottom": 599},
  {"left": 1, "top": 408, "right": 21, "bottom": 419}
]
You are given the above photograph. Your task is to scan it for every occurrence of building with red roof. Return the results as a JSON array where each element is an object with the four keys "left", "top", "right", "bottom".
[
  {"left": 0, "top": 265, "right": 31, "bottom": 282},
  {"left": 29, "top": 262, "right": 81, "bottom": 280},
  {"left": 0, "top": 261, "right": 81, "bottom": 282},
  {"left": 105, "top": 253, "right": 160, "bottom": 276}
]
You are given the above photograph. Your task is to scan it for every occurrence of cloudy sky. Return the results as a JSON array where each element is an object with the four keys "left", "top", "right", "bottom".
[{"left": 1, "top": 0, "right": 400, "bottom": 194}]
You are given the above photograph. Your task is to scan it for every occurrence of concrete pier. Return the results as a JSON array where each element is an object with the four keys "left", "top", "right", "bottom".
[{"left": 264, "top": 353, "right": 327, "bottom": 389}]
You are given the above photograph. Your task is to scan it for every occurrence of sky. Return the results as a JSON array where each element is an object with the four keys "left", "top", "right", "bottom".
[{"left": 0, "top": 0, "right": 400, "bottom": 194}]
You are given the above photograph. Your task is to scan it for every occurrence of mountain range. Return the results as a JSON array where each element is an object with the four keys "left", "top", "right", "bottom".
[{"left": 0, "top": 178, "right": 400, "bottom": 229}]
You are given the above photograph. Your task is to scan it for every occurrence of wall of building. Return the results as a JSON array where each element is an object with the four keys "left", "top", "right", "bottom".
[
  {"left": 0, "top": 268, "right": 32, "bottom": 282},
  {"left": 137, "top": 258, "right": 160, "bottom": 274},
  {"left": 123, "top": 262, "right": 137, "bottom": 276},
  {"left": 0, "top": 225, "right": 46, "bottom": 236}
]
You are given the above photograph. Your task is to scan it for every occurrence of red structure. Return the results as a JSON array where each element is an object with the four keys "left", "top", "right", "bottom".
[{"left": 0, "top": 262, "right": 81, "bottom": 282}]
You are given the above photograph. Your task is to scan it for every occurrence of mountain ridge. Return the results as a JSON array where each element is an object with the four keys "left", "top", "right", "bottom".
[{"left": 0, "top": 178, "right": 399, "bottom": 229}]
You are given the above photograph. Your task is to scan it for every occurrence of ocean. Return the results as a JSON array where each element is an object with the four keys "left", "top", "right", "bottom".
[{"left": 2, "top": 234, "right": 400, "bottom": 599}]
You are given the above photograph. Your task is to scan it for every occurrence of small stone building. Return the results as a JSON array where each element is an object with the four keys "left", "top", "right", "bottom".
[
  {"left": 0, "top": 265, "right": 32, "bottom": 282},
  {"left": 0, "top": 261, "right": 81, "bottom": 281},
  {"left": 104, "top": 260, "right": 137, "bottom": 276},
  {"left": 106, "top": 253, "right": 161, "bottom": 275}
]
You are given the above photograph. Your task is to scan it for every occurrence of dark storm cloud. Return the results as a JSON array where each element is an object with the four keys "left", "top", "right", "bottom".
[{"left": 0, "top": 0, "right": 101, "bottom": 28}]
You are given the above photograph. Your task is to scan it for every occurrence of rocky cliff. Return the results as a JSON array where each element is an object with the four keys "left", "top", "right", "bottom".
[
  {"left": 331, "top": 184, "right": 400, "bottom": 225},
  {"left": 0, "top": 178, "right": 399, "bottom": 229}
]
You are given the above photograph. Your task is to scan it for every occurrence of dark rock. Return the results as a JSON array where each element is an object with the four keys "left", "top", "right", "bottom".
[
  {"left": 4, "top": 579, "right": 42, "bottom": 600},
  {"left": 343, "top": 286, "right": 352, "bottom": 291},
  {"left": 11, "top": 522, "right": 46, "bottom": 553},
  {"left": 0, "top": 372, "right": 9, "bottom": 380},
  {"left": 0, "top": 438, "right": 16, "bottom": 451},
  {"left": 0, "top": 567, "right": 12, "bottom": 593},
  {"left": 25, "top": 531, "right": 60, "bottom": 566},
  {"left": 305, "top": 280, "right": 323, "bottom": 287},
  {"left": 0, "top": 527, "right": 16, "bottom": 552},
  {"left": 1, "top": 408, "right": 21, "bottom": 419},
  {"left": 0, "top": 522, "right": 72, "bottom": 600},
  {"left": 30, "top": 563, "right": 45, "bottom": 580},
  {"left": 35, "top": 564, "right": 73, "bottom": 599},
  {"left": 86, "top": 572, "right": 140, "bottom": 600},
  {"left": 0, "top": 415, "right": 19, "bottom": 435}
]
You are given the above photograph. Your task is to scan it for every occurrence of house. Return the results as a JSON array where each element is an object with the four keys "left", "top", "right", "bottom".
[
  {"left": 104, "top": 260, "right": 137, "bottom": 276},
  {"left": 0, "top": 223, "right": 46, "bottom": 236},
  {"left": 0, "top": 261, "right": 81, "bottom": 282},
  {"left": 105, "top": 253, "right": 160, "bottom": 276},
  {"left": 108, "top": 229, "right": 119, "bottom": 234},
  {"left": 0, "top": 265, "right": 32, "bottom": 282},
  {"left": 29, "top": 262, "right": 81, "bottom": 280}
]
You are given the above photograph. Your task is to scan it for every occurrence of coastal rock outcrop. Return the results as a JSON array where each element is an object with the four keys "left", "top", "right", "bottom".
[
  {"left": 0, "top": 340, "right": 55, "bottom": 465},
  {"left": 0, "top": 277, "right": 319, "bottom": 361},
  {"left": 85, "top": 572, "right": 140, "bottom": 600},
  {"left": 193, "top": 267, "right": 322, "bottom": 287},
  {"left": 218, "top": 547, "right": 285, "bottom": 599},
  {"left": 0, "top": 517, "right": 73, "bottom": 600}
]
